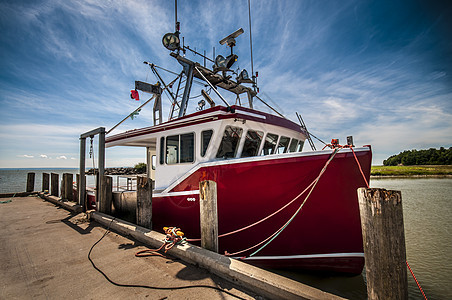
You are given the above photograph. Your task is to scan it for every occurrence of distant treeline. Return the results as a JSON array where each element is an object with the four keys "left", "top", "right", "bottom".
[{"left": 383, "top": 147, "right": 452, "bottom": 166}]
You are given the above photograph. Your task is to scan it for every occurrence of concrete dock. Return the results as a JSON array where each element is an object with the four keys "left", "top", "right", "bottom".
[
  {"left": 1, "top": 195, "right": 347, "bottom": 299},
  {"left": 0, "top": 196, "right": 256, "bottom": 299}
]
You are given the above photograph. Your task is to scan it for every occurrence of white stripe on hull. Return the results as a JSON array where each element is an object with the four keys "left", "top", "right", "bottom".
[
  {"left": 153, "top": 190, "right": 200, "bottom": 198},
  {"left": 240, "top": 252, "right": 365, "bottom": 260}
]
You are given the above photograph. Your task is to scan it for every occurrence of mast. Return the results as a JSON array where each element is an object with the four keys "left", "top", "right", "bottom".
[{"left": 158, "top": 0, "right": 266, "bottom": 119}]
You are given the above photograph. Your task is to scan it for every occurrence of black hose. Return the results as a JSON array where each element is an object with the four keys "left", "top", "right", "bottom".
[{"left": 88, "top": 219, "right": 248, "bottom": 299}]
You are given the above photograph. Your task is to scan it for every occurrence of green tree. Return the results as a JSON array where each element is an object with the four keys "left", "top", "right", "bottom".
[
  {"left": 134, "top": 162, "right": 147, "bottom": 173},
  {"left": 383, "top": 147, "right": 452, "bottom": 166}
]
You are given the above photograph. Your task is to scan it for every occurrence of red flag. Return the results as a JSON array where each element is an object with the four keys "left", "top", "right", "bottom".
[{"left": 130, "top": 89, "right": 139, "bottom": 101}]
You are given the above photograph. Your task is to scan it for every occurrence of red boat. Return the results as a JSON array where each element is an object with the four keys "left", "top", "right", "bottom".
[{"left": 104, "top": 17, "right": 371, "bottom": 274}]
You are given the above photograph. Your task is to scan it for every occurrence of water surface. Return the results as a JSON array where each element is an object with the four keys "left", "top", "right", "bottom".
[{"left": 273, "top": 178, "right": 451, "bottom": 299}]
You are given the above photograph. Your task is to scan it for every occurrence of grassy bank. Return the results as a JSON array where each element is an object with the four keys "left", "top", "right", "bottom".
[{"left": 371, "top": 165, "right": 452, "bottom": 176}]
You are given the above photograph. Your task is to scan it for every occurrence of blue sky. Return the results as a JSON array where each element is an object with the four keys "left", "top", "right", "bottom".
[{"left": 1, "top": 0, "right": 451, "bottom": 168}]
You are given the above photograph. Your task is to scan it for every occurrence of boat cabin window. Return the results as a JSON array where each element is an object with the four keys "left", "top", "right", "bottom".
[
  {"left": 165, "top": 133, "right": 195, "bottom": 164},
  {"left": 180, "top": 133, "right": 195, "bottom": 162},
  {"left": 201, "top": 130, "right": 213, "bottom": 157},
  {"left": 288, "top": 139, "right": 304, "bottom": 152},
  {"left": 261, "top": 133, "right": 278, "bottom": 155},
  {"left": 241, "top": 130, "right": 263, "bottom": 157},
  {"left": 159, "top": 137, "right": 165, "bottom": 164},
  {"left": 289, "top": 138, "right": 299, "bottom": 153},
  {"left": 297, "top": 140, "right": 304, "bottom": 152},
  {"left": 166, "top": 135, "right": 179, "bottom": 164},
  {"left": 276, "top": 136, "right": 290, "bottom": 154},
  {"left": 216, "top": 126, "right": 243, "bottom": 159},
  {"left": 152, "top": 155, "right": 156, "bottom": 170}
]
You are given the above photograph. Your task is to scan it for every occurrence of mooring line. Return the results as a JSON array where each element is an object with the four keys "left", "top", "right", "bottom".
[
  {"left": 406, "top": 260, "right": 428, "bottom": 299},
  {"left": 225, "top": 148, "right": 339, "bottom": 257}
]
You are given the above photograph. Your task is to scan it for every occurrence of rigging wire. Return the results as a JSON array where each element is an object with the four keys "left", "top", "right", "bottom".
[
  {"left": 304, "top": 130, "right": 328, "bottom": 146},
  {"left": 259, "top": 91, "right": 285, "bottom": 117},
  {"left": 153, "top": 64, "right": 180, "bottom": 76}
]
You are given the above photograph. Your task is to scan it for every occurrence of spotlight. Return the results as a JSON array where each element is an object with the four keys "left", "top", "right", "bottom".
[
  {"left": 213, "top": 54, "right": 238, "bottom": 72},
  {"left": 236, "top": 69, "right": 253, "bottom": 84},
  {"left": 214, "top": 55, "right": 227, "bottom": 69},
  {"left": 162, "top": 32, "right": 180, "bottom": 51}
]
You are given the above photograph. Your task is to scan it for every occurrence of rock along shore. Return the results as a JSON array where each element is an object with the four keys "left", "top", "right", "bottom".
[{"left": 86, "top": 167, "right": 143, "bottom": 175}]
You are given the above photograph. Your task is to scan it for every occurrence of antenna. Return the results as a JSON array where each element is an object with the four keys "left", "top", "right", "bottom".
[
  {"left": 248, "top": 0, "right": 257, "bottom": 92},
  {"left": 162, "top": 0, "right": 181, "bottom": 51},
  {"left": 175, "top": 0, "right": 180, "bottom": 33},
  {"left": 248, "top": 0, "right": 254, "bottom": 79},
  {"left": 219, "top": 28, "right": 244, "bottom": 55}
]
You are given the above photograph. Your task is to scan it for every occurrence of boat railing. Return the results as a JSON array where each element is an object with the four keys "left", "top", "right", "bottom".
[{"left": 114, "top": 175, "right": 138, "bottom": 192}]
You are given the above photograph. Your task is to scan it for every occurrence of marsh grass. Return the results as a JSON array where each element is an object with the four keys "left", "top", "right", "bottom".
[{"left": 371, "top": 165, "right": 452, "bottom": 176}]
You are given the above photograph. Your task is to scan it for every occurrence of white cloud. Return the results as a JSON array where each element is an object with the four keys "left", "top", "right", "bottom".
[
  {"left": 18, "top": 154, "right": 34, "bottom": 158},
  {"left": 1, "top": 0, "right": 451, "bottom": 169},
  {"left": 56, "top": 156, "right": 67, "bottom": 160}
]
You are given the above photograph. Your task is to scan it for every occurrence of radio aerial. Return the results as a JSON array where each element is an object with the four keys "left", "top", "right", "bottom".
[{"left": 219, "top": 28, "right": 244, "bottom": 49}]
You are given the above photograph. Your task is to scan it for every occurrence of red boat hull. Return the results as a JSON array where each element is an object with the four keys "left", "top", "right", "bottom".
[{"left": 152, "top": 147, "right": 371, "bottom": 274}]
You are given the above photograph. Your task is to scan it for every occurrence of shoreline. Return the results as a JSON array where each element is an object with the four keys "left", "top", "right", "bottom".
[{"left": 371, "top": 174, "right": 452, "bottom": 179}]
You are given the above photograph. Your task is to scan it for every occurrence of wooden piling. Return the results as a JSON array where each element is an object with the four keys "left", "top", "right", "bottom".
[
  {"left": 62, "top": 173, "right": 73, "bottom": 201},
  {"left": 199, "top": 180, "right": 218, "bottom": 253},
  {"left": 136, "top": 176, "right": 152, "bottom": 229},
  {"left": 358, "top": 187, "right": 408, "bottom": 300},
  {"left": 50, "top": 173, "right": 59, "bottom": 197},
  {"left": 99, "top": 175, "right": 112, "bottom": 214},
  {"left": 42, "top": 173, "right": 49, "bottom": 192},
  {"left": 74, "top": 174, "right": 80, "bottom": 203},
  {"left": 26, "top": 172, "right": 35, "bottom": 192}
]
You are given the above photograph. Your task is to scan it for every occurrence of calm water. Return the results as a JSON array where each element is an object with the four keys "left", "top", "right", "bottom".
[
  {"left": 274, "top": 178, "right": 452, "bottom": 300},
  {"left": 1, "top": 169, "right": 451, "bottom": 299},
  {"left": 0, "top": 168, "right": 134, "bottom": 194},
  {"left": 370, "top": 178, "right": 452, "bottom": 300},
  {"left": 0, "top": 169, "right": 79, "bottom": 194}
]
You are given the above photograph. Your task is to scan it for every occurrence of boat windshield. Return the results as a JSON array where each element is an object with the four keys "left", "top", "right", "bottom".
[{"left": 216, "top": 126, "right": 243, "bottom": 159}]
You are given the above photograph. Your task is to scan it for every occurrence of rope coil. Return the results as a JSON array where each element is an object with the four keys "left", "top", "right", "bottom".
[{"left": 135, "top": 227, "right": 186, "bottom": 257}]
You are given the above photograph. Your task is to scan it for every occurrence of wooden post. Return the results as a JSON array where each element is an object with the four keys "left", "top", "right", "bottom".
[
  {"left": 199, "top": 180, "right": 218, "bottom": 253},
  {"left": 136, "top": 176, "right": 152, "bottom": 229},
  {"left": 62, "top": 173, "right": 73, "bottom": 201},
  {"left": 95, "top": 173, "right": 99, "bottom": 207},
  {"left": 358, "top": 188, "right": 408, "bottom": 300},
  {"left": 79, "top": 137, "right": 86, "bottom": 211},
  {"left": 99, "top": 175, "right": 112, "bottom": 214},
  {"left": 26, "top": 172, "right": 35, "bottom": 192},
  {"left": 50, "top": 173, "right": 59, "bottom": 197},
  {"left": 74, "top": 174, "right": 80, "bottom": 203},
  {"left": 42, "top": 173, "right": 50, "bottom": 193}
]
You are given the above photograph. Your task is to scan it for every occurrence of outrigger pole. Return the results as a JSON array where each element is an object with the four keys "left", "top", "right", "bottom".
[
  {"left": 106, "top": 95, "right": 157, "bottom": 135},
  {"left": 194, "top": 66, "right": 230, "bottom": 108},
  {"left": 106, "top": 76, "right": 182, "bottom": 135},
  {"left": 296, "top": 112, "right": 316, "bottom": 151}
]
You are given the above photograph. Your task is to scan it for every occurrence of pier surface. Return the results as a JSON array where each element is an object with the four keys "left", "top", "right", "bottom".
[{"left": 0, "top": 196, "right": 255, "bottom": 299}]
